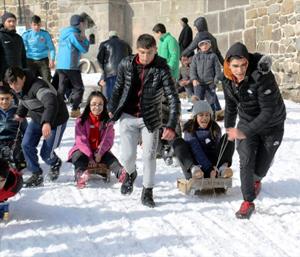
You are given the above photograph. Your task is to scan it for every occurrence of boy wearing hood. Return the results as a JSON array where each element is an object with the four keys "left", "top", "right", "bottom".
[
  {"left": 222, "top": 42, "right": 286, "bottom": 219},
  {"left": 56, "top": 14, "right": 90, "bottom": 118},
  {"left": 0, "top": 12, "right": 27, "bottom": 85},
  {"left": 181, "top": 17, "right": 224, "bottom": 65}
]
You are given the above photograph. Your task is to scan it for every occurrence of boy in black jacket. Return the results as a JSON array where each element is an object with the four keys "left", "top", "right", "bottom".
[
  {"left": 4, "top": 67, "right": 69, "bottom": 187},
  {"left": 222, "top": 42, "right": 286, "bottom": 219}
]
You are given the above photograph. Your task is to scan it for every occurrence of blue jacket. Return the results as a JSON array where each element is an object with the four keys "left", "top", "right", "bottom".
[
  {"left": 22, "top": 29, "right": 56, "bottom": 61},
  {"left": 0, "top": 105, "right": 27, "bottom": 142},
  {"left": 56, "top": 26, "right": 89, "bottom": 70},
  {"left": 184, "top": 125, "right": 221, "bottom": 173}
]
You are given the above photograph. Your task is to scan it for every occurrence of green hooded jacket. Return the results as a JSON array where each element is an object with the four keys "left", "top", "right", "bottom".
[{"left": 158, "top": 32, "right": 180, "bottom": 80}]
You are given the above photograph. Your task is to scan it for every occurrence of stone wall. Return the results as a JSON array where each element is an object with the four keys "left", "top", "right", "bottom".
[
  {"left": 200, "top": 0, "right": 300, "bottom": 101},
  {"left": 1, "top": 0, "right": 299, "bottom": 101}
]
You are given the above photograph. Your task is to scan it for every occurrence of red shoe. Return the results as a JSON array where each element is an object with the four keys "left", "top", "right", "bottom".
[
  {"left": 235, "top": 201, "right": 255, "bottom": 219},
  {"left": 254, "top": 181, "right": 261, "bottom": 197},
  {"left": 76, "top": 170, "right": 90, "bottom": 189},
  {"left": 118, "top": 168, "right": 127, "bottom": 183}
]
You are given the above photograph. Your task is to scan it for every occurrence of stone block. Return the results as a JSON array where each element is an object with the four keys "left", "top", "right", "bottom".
[
  {"left": 286, "top": 45, "right": 297, "bottom": 52},
  {"left": 281, "top": 0, "right": 294, "bottom": 15},
  {"left": 262, "top": 15, "right": 269, "bottom": 24},
  {"left": 279, "top": 15, "right": 288, "bottom": 25},
  {"left": 205, "top": 13, "right": 219, "bottom": 34},
  {"left": 227, "top": 0, "right": 249, "bottom": 8},
  {"left": 220, "top": 8, "right": 245, "bottom": 32},
  {"left": 130, "top": 3, "right": 144, "bottom": 17},
  {"left": 270, "top": 42, "right": 279, "bottom": 53},
  {"left": 296, "top": 37, "right": 300, "bottom": 50},
  {"left": 207, "top": 0, "right": 225, "bottom": 11},
  {"left": 288, "top": 16, "right": 297, "bottom": 24},
  {"left": 296, "top": 1, "right": 300, "bottom": 13},
  {"left": 267, "top": 4, "right": 280, "bottom": 14},
  {"left": 283, "top": 25, "right": 295, "bottom": 37},
  {"left": 246, "top": 20, "right": 254, "bottom": 28},
  {"left": 279, "top": 45, "right": 286, "bottom": 53},
  {"left": 255, "top": 18, "right": 263, "bottom": 26},
  {"left": 244, "top": 28, "right": 256, "bottom": 52},
  {"left": 272, "top": 28, "right": 282, "bottom": 40},
  {"left": 264, "top": 25, "right": 273, "bottom": 40},
  {"left": 229, "top": 31, "right": 243, "bottom": 46},
  {"left": 144, "top": 2, "right": 161, "bottom": 18},
  {"left": 257, "top": 7, "right": 267, "bottom": 16},
  {"left": 269, "top": 13, "right": 280, "bottom": 24},
  {"left": 246, "top": 9, "right": 258, "bottom": 19}
]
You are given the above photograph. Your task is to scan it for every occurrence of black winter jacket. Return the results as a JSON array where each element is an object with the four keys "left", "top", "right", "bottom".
[
  {"left": 17, "top": 71, "right": 69, "bottom": 128},
  {"left": 221, "top": 44, "right": 286, "bottom": 137},
  {"left": 181, "top": 17, "right": 224, "bottom": 65},
  {"left": 0, "top": 25, "right": 26, "bottom": 82},
  {"left": 97, "top": 36, "right": 132, "bottom": 80},
  {"left": 108, "top": 55, "right": 181, "bottom": 132},
  {"left": 178, "top": 24, "right": 193, "bottom": 55}
]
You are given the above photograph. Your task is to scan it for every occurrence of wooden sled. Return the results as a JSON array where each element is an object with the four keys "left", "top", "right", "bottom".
[
  {"left": 177, "top": 177, "right": 232, "bottom": 195},
  {"left": 86, "top": 163, "right": 111, "bottom": 183}
]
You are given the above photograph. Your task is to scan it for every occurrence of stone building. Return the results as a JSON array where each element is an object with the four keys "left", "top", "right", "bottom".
[{"left": 1, "top": 0, "right": 299, "bottom": 101}]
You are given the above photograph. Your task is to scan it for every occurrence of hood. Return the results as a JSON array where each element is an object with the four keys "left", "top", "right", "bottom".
[
  {"left": 223, "top": 42, "right": 249, "bottom": 82},
  {"left": 193, "top": 17, "right": 208, "bottom": 32},
  {"left": 59, "top": 26, "right": 80, "bottom": 41}
]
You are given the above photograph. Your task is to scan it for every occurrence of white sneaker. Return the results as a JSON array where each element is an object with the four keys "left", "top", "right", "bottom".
[{"left": 191, "top": 165, "right": 204, "bottom": 179}]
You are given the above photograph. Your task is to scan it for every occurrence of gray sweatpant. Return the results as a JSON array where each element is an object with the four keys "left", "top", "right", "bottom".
[{"left": 119, "top": 113, "right": 159, "bottom": 188}]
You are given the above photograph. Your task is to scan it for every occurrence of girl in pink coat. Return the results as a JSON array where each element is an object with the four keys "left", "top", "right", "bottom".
[{"left": 68, "top": 91, "right": 125, "bottom": 188}]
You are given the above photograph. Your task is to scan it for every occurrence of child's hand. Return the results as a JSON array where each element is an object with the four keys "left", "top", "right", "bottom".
[
  {"left": 161, "top": 128, "right": 175, "bottom": 141},
  {"left": 14, "top": 114, "right": 25, "bottom": 122},
  {"left": 226, "top": 128, "right": 246, "bottom": 141},
  {"left": 42, "top": 123, "right": 51, "bottom": 139}
]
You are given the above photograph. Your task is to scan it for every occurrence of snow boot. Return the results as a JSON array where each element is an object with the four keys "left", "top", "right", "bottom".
[
  {"left": 120, "top": 170, "right": 137, "bottom": 195},
  {"left": 254, "top": 181, "right": 262, "bottom": 197},
  {"left": 141, "top": 187, "right": 155, "bottom": 208},
  {"left": 48, "top": 158, "right": 62, "bottom": 181},
  {"left": 24, "top": 171, "right": 43, "bottom": 188},
  {"left": 76, "top": 170, "right": 90, "bottom": 189},
  {"left": 235, "top": 201, "right": 255, "bottom": 219}
]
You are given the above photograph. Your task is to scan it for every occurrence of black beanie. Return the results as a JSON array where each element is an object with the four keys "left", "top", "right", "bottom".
[{"left": 2, "top": 12, "right": 17, "bottom": 24}]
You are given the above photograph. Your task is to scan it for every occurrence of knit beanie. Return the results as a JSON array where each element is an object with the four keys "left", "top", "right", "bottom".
[
  {"left": 197, "top": 31, "right": 211, "bottom": 46},
  {"left": 2, "top": 12, "right": 17, "bottom": 24},
  {"left": 192, "top": 100, "right": 213, "bottom": 116},
  {"left": 70, "top": 14, "right": 84, "bottom": 26}
]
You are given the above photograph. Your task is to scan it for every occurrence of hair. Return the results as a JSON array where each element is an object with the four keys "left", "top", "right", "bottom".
[
  {"left": 152, "top": 23, "right": 166, "bottom": 34},
  {"left": 136, "top": 34, "right": 156, "bottom": 49},
  {"left": 228, "top": 55, "right": 245, "bottom": 62},
  {"left": 0, "top": 158, "right": 9, "bottom": 179},
  {"left": 31, "top": 15, "right": 41, "bottom": 24},
  {"left": 181, "top": 17, "right": 188, "bottom": 24},
  {"left": 80, "top": 91, "right": 109, "bottom": 125},
  {"left": 183, "top": 116, "right": 221, "bottom": 141},
  {"left": 0, "top": 84, "right": 13, "bottom": 95},
  {"left": 4, "top": 67, "right": 25, "bottom": 84}
]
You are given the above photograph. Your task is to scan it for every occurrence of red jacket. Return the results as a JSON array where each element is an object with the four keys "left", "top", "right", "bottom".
[{"left": 0, "top": 168, "right": 23, "bottom": 202}]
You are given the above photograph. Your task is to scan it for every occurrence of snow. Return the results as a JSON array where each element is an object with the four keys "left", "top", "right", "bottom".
[{"left": 1, "top": 78, "right": 300, "bottom": 257}]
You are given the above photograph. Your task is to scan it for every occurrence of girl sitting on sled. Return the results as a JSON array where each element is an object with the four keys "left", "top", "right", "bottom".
[
  {"left": 173, "top": 100, "right": 235, "bottom": 179},
  {"left": 68, "top": 91, "right": 125, "bottom": 188}
]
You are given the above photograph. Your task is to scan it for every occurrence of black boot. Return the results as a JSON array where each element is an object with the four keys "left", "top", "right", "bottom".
[
  {"left": 24, "top": 170, "right": 43, "bottom": 188},
  {"left": 141, "top": 187, "right": 155, "bottom": 208},
  {"left": 48, "top": 158, "right": 62, "bottom": 181},
  {"left": 120, "top": 170, "right": 137, "bottom": 195}
]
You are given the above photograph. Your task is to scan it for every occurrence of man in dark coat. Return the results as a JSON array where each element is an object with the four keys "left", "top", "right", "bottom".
[
  {"left": 0, "top": 12, "right": 26, "bottom": 85},
  {"left": 108, "top": 34, "right": 180, "bottom": 208},
  {"left": 221, "top": 42, "right": 286, "bottom": 219},
  {"left": 4, "top": 67, "right": 69, "bottom": 187},
  {"left": 181, "top": 16, "right": 224, "bottom": 65},
  {"left": 178, "top": 17, "right": 193, "bottom": 56},
  {"left": 97, "top": 31, "right": 132, "bottom": 100}
]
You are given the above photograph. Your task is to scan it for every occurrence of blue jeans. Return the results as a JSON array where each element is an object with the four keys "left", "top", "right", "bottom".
[
  {"left": 105, "top": 76, "right": 117, "bottom": 100},
  {"left": 194, "top": 83, "right": 221, "bottom": 111},
  {"left": 22, "top": 121, "right": 67, "bottom": 174}
]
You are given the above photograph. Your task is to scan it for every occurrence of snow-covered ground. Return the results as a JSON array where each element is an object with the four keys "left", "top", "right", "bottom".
[{"left": 1, "top": 79, "right": 300, "bottom": 257}]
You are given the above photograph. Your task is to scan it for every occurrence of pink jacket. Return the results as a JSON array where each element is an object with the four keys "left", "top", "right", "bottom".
[{"left": 68, "top": 118, "right": 115, "bottom": 160}]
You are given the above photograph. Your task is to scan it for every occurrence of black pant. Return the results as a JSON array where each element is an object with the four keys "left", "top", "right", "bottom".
[
  {"left": 27, "top": 58, "right": 52, "bottom": 83},
  {"left": 237, "top": 126, "right": 284, "bottom": 202},
  {"left": 57, "top": 69, "right": 84, "bottom": 110},
  {"left": 71, "top": 150, "right": 123, "bottom": 178},
  {"left": 172, "top": 135, "right": 235, "bottom": 179}
]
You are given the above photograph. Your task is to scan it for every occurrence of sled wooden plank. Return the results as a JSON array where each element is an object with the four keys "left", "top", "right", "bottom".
[
  {"left": 87, "top": 163, "right": 111, "bottom": 182},
  {"left": 177, "top": 177, "right": 232, "bottom": 195}
]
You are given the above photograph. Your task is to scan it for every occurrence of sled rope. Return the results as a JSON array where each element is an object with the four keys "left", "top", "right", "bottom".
[
  {"left": 10, "top": 121, "right": 22, "bottom": 160},
  {"left": 216, "top": 135, "right": 229, "bottom": 168}
]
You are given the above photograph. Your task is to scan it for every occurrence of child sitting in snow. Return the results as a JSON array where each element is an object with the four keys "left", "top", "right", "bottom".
[
  {"left": 68, "top": 91, "right": 125, "bottom": 188},
  {"left": 172, "top": 100, "right": 234, "bottom": 179},
  {"left": 0, "top": 158, "right": 23, "bottom": 219},
  {"left": 0, "top": 85, "right": 27, "bottom": 171}
]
